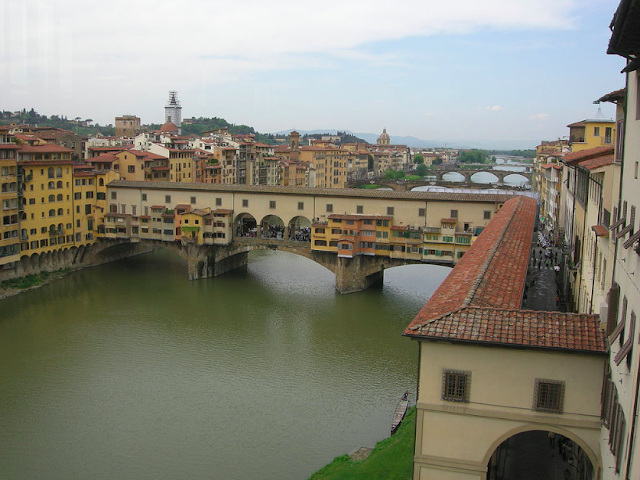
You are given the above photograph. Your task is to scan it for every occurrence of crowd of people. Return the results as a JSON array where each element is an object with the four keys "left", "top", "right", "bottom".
[{"left": 237, "top": 224, "right": 311, "bottom": 242}]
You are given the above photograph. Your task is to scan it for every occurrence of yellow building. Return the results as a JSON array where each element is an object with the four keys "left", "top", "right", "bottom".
[
  {"left": 72, "top": 164, "right": 121, "bottom": 247},
  {"left": 114, "top": 149, "right": 169, "bottom": 181},
  {"left": 0, "top": 133, "right": 21, "bottom": 267},
  {"left": 299, "top": 146, "right": 348, "bottom": 188},
  {"left": 17, "top": 144, "right": 75, "bottom": 256},
  {"left": 568, "top": 115, "right": 615, "bottom": 152}
]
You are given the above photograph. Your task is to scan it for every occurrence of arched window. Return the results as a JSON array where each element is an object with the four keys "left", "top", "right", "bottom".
[
  {"left": 47, "top": 167, "right": 54, "bottom": 179},
  {"left": 57, "top": 194, "right": 63, "bottom": 201},
  {"left": 48, "top": 181, "right": 55, "bottom": 189},
  {"left": 99, "top": 178, "right": 104, "bottom": 186},
  {"left": 57, "top": 208, "right": 63, "bottom": 216},
  {"left": 57, "top": 223, "right": 63, "bottom": 231},
  {"left": 55, "top": 167, "right": 62, "bottom": 178},
  {"left": 56, "top": 181, "right": 63, "bottom": 188},
  {"left": 48, "top": 195, "right": 55, "bottom": 202},
  {"left": 49, "top": 224, "right": 56, "bottom": 231},
  {"left": 49, "top": 209, "right": 55, "bottom": 217}
]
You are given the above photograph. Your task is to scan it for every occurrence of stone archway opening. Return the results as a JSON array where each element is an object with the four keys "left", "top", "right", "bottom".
[
  {"left": 470, "top": 171, "right": 499, "bottom": 184},
  {"left": 260, "top": 214, "right": 285, "bottom": 239},
  {"left": 235, "top": 213, "right": 257, "bottom": 237},
  {"left": 486, "top": 430, "right": 594, "bottom": 480},
  {"left": 287, "top": 215, "right": 312, "bottom": 242},
  {"left": 503, "top": 173, "right": 530, "bottom": 187}
]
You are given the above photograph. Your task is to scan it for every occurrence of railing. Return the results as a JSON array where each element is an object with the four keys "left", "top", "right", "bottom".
[{"left": 49, "top": 229, "right": 64, "bottom": 237}]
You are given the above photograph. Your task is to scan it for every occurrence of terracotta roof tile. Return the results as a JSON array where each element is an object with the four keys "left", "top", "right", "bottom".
[
  {"left": 404, "top": 196, "right": 606, "bottom": 354},
  {"left": 563, "top": 146, "right": 614, "bottom": 164}
]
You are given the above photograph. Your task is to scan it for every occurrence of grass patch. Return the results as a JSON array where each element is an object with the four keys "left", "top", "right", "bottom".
[
  {"left": 1, "top": 269, "right": 69, "bottom": 290},
  {"left": 404, "top": 175, "right": 422, "bottom": 180},
  {"left": 308, "top": 406, "right": 416, "bottom": 480},
  {"left": 357, "top": 184, "right": 381, "bottom": 189}
]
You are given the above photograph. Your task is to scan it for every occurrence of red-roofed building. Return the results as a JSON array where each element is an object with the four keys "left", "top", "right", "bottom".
[{"left": 403, "top": 196, "right": 607, "bottom": 478}]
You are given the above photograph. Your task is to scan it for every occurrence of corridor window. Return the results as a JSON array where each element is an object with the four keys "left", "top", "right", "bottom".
[
  {"left": 269, "top": 200, "right": 276, "bottom": 209},
  {"left": 242, "top": 199, "right": 249, "bottom": 207},
  {"left": 533, "top": 379, "right": 564, "bottom": 414},
  {"left": 298, "top": 202, "right": 304, "bottom": 210},
  {"left": 387, "top": 207, "right": 394, "bottom": 216},
  {"left": 326, "top": 204, "right": 333, "bottom": 213},
  {"left": 442, "top": 370, "right": 470, "bottom": 403},
  {"left": 357, "top": 205, "right": 363, "bottom": 214}
]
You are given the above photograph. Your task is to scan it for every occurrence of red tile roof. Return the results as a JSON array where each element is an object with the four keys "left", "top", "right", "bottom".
[
  {"left": 596, "top": 88, "right": 626, "bottom": 103},
  {"left": 562, "top": 146, "right": 614, "bottom": 165},
  {"left": 580, "top": 155, "right": 615, "bottom": 170},
  {"left": 592, "top": 225, "right": 609, "bottom": 237},
  {"left": 125, "top": 149, "right": 167, "bottom": 160},
  {"left": 406, "top": 307, "right": 605, "bottom": 354},
  {"left": 404, "top": 196, "right": 606, "bottom": 354},
  {"left": 541, "top": 163, "right": 562, "bottom": 170}
]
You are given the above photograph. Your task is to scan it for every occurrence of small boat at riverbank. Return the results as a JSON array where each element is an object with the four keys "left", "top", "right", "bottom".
[{"left": 391, "top": 391, "right": 410, "bottom": 435}]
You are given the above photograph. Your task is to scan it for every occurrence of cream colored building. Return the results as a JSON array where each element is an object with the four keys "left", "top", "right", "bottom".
[{"left": 404, "top": 196, "right": 606, "bottom": 479}]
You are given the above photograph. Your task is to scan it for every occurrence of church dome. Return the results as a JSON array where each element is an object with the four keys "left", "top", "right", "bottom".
[
  {"left": 377, "top": 128, "right": 390, "bottom": 145},
  {"left": 160, "top": 121, "right": 179, "bottom": 133}
]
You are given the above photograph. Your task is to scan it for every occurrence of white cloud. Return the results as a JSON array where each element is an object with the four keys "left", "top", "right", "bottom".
[
  {"left": 483, "top": 105, "right": 505, "bottom": 111},
  {"left": 529, "top": 113, "right": 550, "bottom": 121},
  {"left": 0, "top": 0, "right": 579, "bottom": 124}
]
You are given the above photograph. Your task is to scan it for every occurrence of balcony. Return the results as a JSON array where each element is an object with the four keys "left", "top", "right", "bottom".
[{"left": 49, "top": 229, "right": 64, "bottom": 237}]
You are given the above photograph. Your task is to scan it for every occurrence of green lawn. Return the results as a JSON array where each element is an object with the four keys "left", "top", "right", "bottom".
[{"left": 308, "top": 407, "right": 416, "bottom": 480}]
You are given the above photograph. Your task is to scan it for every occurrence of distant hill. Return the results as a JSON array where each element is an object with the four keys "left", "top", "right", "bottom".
[
  {"left": 274, "top": 129, "right": 538, "bottom": 150},
  {"left": 1, "top": 108, "right": 114, "bottom": 136}
]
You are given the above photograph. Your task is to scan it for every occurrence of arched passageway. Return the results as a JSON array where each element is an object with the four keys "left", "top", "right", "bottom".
[
  {"left": 470, "top": 171, "right": 499, "bottom": 184},
  {"left": 235, "top": 213, "right": 257, "bottom": 237},
  {"left": 503, "top": 173, "right": 530, "bottom": 186},
  {"left": 260, "top": 214, "right": 285, "bottom": 239},
  {"left": 287, "top": 215, "right": 312, "bottom": 242},
  {"left": 487, "top": 430, "right": 595, "bottom": 480}
]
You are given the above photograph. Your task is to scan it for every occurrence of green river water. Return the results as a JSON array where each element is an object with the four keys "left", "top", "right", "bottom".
[{"left": 0, "top": 249, "right": 449, "bottom": 480}]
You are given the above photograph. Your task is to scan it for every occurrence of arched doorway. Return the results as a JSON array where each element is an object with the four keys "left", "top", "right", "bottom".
[
  {"left": 486, "top": 430, "right": 595, "bottom": 480},
  {"left": 260, "top": 215, "right": 284, "bottom": 239},
  {"left": 287, "top": 215, "right": 312, "bottom": 242},
  {"left": 235, "top": 213, "right": 257, "bottom": 237}
]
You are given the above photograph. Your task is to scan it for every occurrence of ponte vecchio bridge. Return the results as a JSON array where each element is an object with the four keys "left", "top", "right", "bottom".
[{"left": 101, "top": 181, "right": 523, "bottom": 293}]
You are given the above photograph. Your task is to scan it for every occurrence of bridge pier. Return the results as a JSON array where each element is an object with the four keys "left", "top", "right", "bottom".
[{"left": 334, "top": 256, "right": 384, "bottom": 294}]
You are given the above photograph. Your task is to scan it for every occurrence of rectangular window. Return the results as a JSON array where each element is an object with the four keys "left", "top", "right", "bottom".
[
  {"left": 128, "top": 166, "right": 135, "bottom": 173},
  {"left": 594, "top": 126, "right": 600, "bottom": 137},
  {"left": 165, "top": 195, "right": 171, "bottom": 203},
  {"left": 85, "top": 191, "right": 94, "bottom": 199},
  {"left": 387, "top": 207, "right": 394, "bottom": 216},
  {"left": 484, "top": 211, "right": 491, "bottom": 220},
  {"left": 357, "top": 205, "right": 363, "bottom": 214},
  {"left": 418, "top": 208, "right": 426, "bottom": 217},
  {"left": 269, "top": 200, "right": 276, "bottom": 209},
  {"left": 298, "top": 202, "right": 304, "bottom": 210},
  {"left": 533, "top": 379, "right": 565, "bottom": 413},
  {"left": 191, "top": 196, "right": 196, "bottom": 204},
  {"left": 326, "top": 204, "right": 333, "bottom": 213},
  {"left": 84, "top": 204, "right": 91, "bottom": 214},
  {"left": 74, "top": 192, "right": 81, "bottom": 200},
  {"left": 242, "top": 199, "right": 249, "bottom": 207},
  {"left": 111, "top": 192, "right": 117, "bottom": 200},
  {"left": 451, "top": 209, "right": 458, "bottom": 218},
  {"left": 142, "top": 193, "right": 147, "bottom": 201},
  {"left": 216, "top": 198, "right": 222, "bottom": 206},
  {"left": 442, "top": 370, "right": 470, "bottom": 403}
]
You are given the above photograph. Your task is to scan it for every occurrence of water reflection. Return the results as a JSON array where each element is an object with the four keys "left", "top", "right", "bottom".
[{"left": 0, "top": 249, "right": 448, "bottom": 480}]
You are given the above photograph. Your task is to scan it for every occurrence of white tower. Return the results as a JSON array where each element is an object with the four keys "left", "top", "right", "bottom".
[{"left": 164, "top": 91, "right": 182, "bottom": 134}]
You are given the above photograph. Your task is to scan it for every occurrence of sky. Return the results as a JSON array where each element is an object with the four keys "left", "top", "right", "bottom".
[{"left": 0, "top": 0, "right": 627, "bottom": 148}]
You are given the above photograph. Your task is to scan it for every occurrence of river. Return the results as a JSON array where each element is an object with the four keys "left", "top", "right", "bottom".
[{"left": 0, "top": 249, "right": 449, "bottom": 480}]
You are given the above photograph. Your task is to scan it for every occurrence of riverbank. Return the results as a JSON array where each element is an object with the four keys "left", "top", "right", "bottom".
[
  {"left": 308, "top": 406, "right": 416, "bottom": 480},
  {"left": 0, "top": 269, "right": 70, "bottom": 300}
]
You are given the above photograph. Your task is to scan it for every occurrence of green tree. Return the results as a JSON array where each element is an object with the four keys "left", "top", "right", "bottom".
[
  {"left": 416, "top": 163, "right": 428, "bottom": 177},
  {"left": 413, "top": 154, "right": 424, "bottom": 164},
  {"left": 458, "top": 149, "right": 489, "bottom": 164},
  {"left": 432, "top": 157, "right": 443, "bottom": 165}
]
